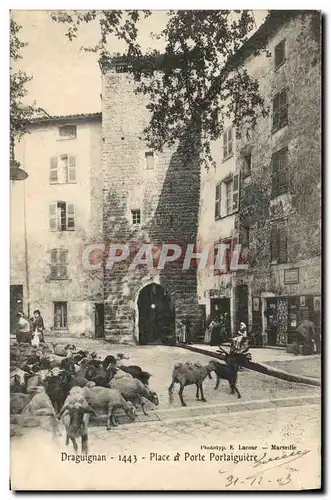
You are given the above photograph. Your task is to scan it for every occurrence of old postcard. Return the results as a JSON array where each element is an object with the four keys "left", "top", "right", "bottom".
[{"left": 10, "top": 9, "right": 321, "bottom": 491}]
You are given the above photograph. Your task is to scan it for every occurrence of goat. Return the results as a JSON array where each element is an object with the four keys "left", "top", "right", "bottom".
[
  {"left": 110, "top": 378, "right": 159, "bottom": 416},
  {"left": 10, "top": 368, "right": 30, "bottom": 393},
  {"left": 86, "top": 361, "right": 115, "bottom": 387},
  {"left": 207, "top": 360, "right": 241, "bottom": 399},
  {"left": 168, "top": 362, "right": 213, "bottom": 407},
  {"left": 58, "top": 388, "right": 97, "bottom": 454},
  {"left": 43, "top": 369, "right": 73, "bottom": 413},
  {"left": 82, "top": 386, "right": 136, "bottom": 429}
]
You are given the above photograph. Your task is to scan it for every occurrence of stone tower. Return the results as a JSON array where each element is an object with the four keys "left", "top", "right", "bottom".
[{"left": 101, "top": 58, "right": 202, "bottom": 344}]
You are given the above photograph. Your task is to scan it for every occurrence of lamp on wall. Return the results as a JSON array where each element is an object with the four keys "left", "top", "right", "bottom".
[{"left": 10, "top": 166, "right": 28, "bottom": 181}]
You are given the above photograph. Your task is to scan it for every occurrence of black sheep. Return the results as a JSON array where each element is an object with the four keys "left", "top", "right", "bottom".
[{"left": 120, "top": 365, "right": 151, "bottom": 386}]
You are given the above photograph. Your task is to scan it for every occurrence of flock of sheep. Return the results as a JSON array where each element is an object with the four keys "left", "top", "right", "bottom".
[{"left": 10, "top": 340, "right": 242, "bottom": 454}]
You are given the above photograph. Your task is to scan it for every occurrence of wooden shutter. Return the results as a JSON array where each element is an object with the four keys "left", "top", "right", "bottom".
[
  {"left": 222, "top": 131, "right": 227, "bottom": 159},
  {"left": 275, "top": 40, "right": 285, "bottom": 68},
  {"left": 50, "top": 249, "right": 58, "bottom": 279},
  {"left": 228, "top": 128, "right": 233, "bottom": 156},
  {"left": 66, "top": 204, "right": 75, "bottom": 230},
  {"left": 278, "top": 221, "right": 288, "bottom": 263},
  {"left": 68, "top": 156, "right": 76, "bottom": 182},
  {"left": 50, "top": 157, "right": 58, "bottom": 183},
  {"left": 270, "top": 225, "right": 279, "bottom": 262},
  {"left": 49, "top": 202, "right": 58, "bottom": 231},
  {"left": 232, "top": 173, "right": 239, "bottom": 211},
  {"left": 54, "top": 303, "right": 61, "bottom": 328},
  {"left": 272, "top": 152, "right": 279, "bottom": 196},
  {"left": 215, "top": 183, "right": 221, "bottom": 219},
  {"left": 59, "top": 250, "right": 67, "bottom": 278}
]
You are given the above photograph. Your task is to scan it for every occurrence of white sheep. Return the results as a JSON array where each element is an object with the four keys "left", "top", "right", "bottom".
[{"left": 109, "top": 378, "right": 159, "bottom": 416}]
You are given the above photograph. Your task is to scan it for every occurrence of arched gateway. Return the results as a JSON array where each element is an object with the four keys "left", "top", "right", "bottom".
[{"left": 137, "top": 283, "right": 175, "bottom": 345}]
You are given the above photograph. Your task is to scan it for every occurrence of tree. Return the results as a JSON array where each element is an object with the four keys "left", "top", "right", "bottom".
[
  {"left": 10, "top": 17, "right": 37, "bottom": 170},
  {"left": 52, "top": 10, "right": 272, "bottom": 166}
]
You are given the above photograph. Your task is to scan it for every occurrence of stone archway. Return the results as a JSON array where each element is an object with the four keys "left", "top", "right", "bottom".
[{"left": 137, "top": 283, "right": 175, "bottom": 345}]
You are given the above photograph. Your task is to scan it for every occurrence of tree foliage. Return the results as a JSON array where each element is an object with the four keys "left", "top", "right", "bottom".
[
  {"left": 10, "top": 18, "right": 37, "bottom": 168},
  {"left": 52, "top": 10, "right": 270, "bottom": 166}
]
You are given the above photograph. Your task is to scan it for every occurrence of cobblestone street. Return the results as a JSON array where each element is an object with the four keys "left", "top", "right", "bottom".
[{"left": 11, "top": 402, "right": 320, "bottom": 490}]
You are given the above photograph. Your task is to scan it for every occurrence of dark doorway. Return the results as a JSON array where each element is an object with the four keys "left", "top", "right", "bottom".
[
  {"left": 10, "top": 285, "right": 23, "bottom": 334},
  {"left": 265, "top": 298, "right": 278, "bottom": 346},
  {"left": 210, "top": 298, "right": 230, "bottom": 320},
  {"left": 137, "top": 283, "right": 175, "bottom": 345},
  {"left": 95, "top": 303, "right": 105, "bottom": 338},
  {"left": 235, "top": 285, "right": 249, "bottom": 331}
]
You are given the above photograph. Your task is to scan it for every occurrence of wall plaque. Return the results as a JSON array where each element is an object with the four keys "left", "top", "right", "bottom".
[{"left": 284, "top": 268, "right": 299, "bottom": 285}]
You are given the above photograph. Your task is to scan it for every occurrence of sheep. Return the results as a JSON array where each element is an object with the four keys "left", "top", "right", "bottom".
[
  {"left": 111, "top": 369, "right": 133, "bottom": 382},
  {"left": 10, "top": 393, "right": 32, "bottom": 415},
  {"left": 207, "top": 360, "right": 241, "bottom": 399},
  {"left": 168, "top": 362, "right": 213, "bottom": 407},
  {"left": 10, "top": 368, "right": 30, "bottom": 393},
  {"left": 109, "top": 378, "right": 159, "bottom": 416},
  {"left": 85, "top": 360, "right": 115, "bottom": 387},
  {"left": 119, "top": 365, "right": 151, "bottom": 386},
  {"left": 52, "top": 343, "right": 76, "bottom": 357},
  {"left": 81, "top": 386, "right": 136, "bottom": 430},
  {"left": 20, "top": 385, "right": 61, "bottom": 437},
  {"left": 57, "top": 388, "right": 97, "bottom": 454}
]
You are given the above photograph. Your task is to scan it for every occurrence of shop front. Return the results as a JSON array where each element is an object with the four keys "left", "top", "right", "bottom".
[{"left": 264, "top": 294, "right": 321, "bottom": 346}]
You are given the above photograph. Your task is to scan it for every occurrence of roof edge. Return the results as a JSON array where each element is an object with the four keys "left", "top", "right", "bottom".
[{"left": 29, "top": 112, "right": 102, "bottom": 125}]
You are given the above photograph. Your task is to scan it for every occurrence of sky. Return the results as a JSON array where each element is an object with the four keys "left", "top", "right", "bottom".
[{"left": 12, "top": 10, "right": 267, "bottom": 116}]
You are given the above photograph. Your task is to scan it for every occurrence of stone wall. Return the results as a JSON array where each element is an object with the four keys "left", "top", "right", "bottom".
[{"left": 102, "top": 70, "right": 201, "bottom": 343}]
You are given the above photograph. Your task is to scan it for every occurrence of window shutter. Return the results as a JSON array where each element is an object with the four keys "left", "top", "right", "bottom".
[
  {"left": 66, "top": 204, "right": 75, "bottom": 230},
  {"left": 68, "top": 156, "right": 76, "bottom": 182},
  {"left": 49, "top": 202, "right": 58, "bottom": 231},
  {"left": 278, "top": 221, "right": 288, "bottom": 263},
  {"left": 215, "top": 183, "right": 221, "bottom": 219},
  {"left": 222, "top": 132, "right": 227, "bottom": 159},
  {"left": 50, "top": 157, "right": 58, "bottom": 183},
  {"left": 232, "top": 173, "right": 239, "bottom": 211},
  {"left": 59, "top": 250, "right": 67, "bottom": 278},
  {"left": 272, "top": 153, "right": 279, "bottom": 196},
  {"left": 270, "top": 225, "right": 279, "bottom": 262},
  {"left": 228, "top": 128, "right": 233, "bottom": 155},
  {"left": 50, "top": 249, "right": 58, "bottom": 278}
]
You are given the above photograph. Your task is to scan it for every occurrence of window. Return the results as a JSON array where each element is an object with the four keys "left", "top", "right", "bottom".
[
  {"left": 215, "top": 174, "right": 239, "bottom": 219},
  {"left": 272, "top": 89, "right": 288, "bottom": 132},
  {"left": 274, "top": 40, "right": 285, "bottom": 69},
  {"left": 49, "top": 249, "right": 68, "bottom": 280},
  {"left": 49, "top": 202, "right": 75, "bottom": 231},
  {"left": 240, "top": 224, "right": 249, "bottom": 246},
  {"left": 242, "top": 153, "right": 252, "bottom": 178},
  {"left": 59, "top": 125, "right": 76, "bottom": 139},
  {"left": 225, "top": 180, "right": 233, "bottom": 215},
  {"left": 145, "top": 152, "right": 154, "bottom": 170},
  {"left": 214, "top": 238, "right": 233, "bottom": 275},
  {"left": 270, "top": 220, "right": 288, "bottom": 264},
  {"left": 49, "top": 155, "right": 76, "bottom": 184},
  {"left": 272, "top": 147, "right": 288, "bottom": 197},
  {"left": 54, "top": 302, "right": 68, "bottom": 329},
  {"left": 232, "top": 174, "right": 239, "bottom": 212},
  {"left": 131, "top": 209, "right": 141, "bottom": 225},
  {"left": 215, "top": 183, "right": 221, "bottom": 220},
  {"left": 222, "top": 127, "right": 233, "bottom": 160}
]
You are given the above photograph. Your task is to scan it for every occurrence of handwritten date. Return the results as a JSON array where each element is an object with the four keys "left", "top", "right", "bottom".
[{"left": 219, "top": 470, "right": 292, "bottom": 488}]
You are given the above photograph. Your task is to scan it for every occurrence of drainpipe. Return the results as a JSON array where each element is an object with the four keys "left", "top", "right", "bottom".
[{"left": 23, "top": 178, "right": 30, "bottom": 318}]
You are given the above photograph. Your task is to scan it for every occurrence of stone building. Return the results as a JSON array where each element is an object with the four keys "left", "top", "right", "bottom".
[
  {"left": 11, "top": 113, "right": 103, "bottom": 337},
  {"left": 197, "top": 11, "right": 321, "bottom": 345},
  {"left": 101, "top": 60, "right": 202, "bottom": 344}
]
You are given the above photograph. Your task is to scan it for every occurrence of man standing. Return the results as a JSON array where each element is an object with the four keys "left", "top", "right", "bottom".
[{"left": 294, "top": 316, "right": 319, "bottom": 355}]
